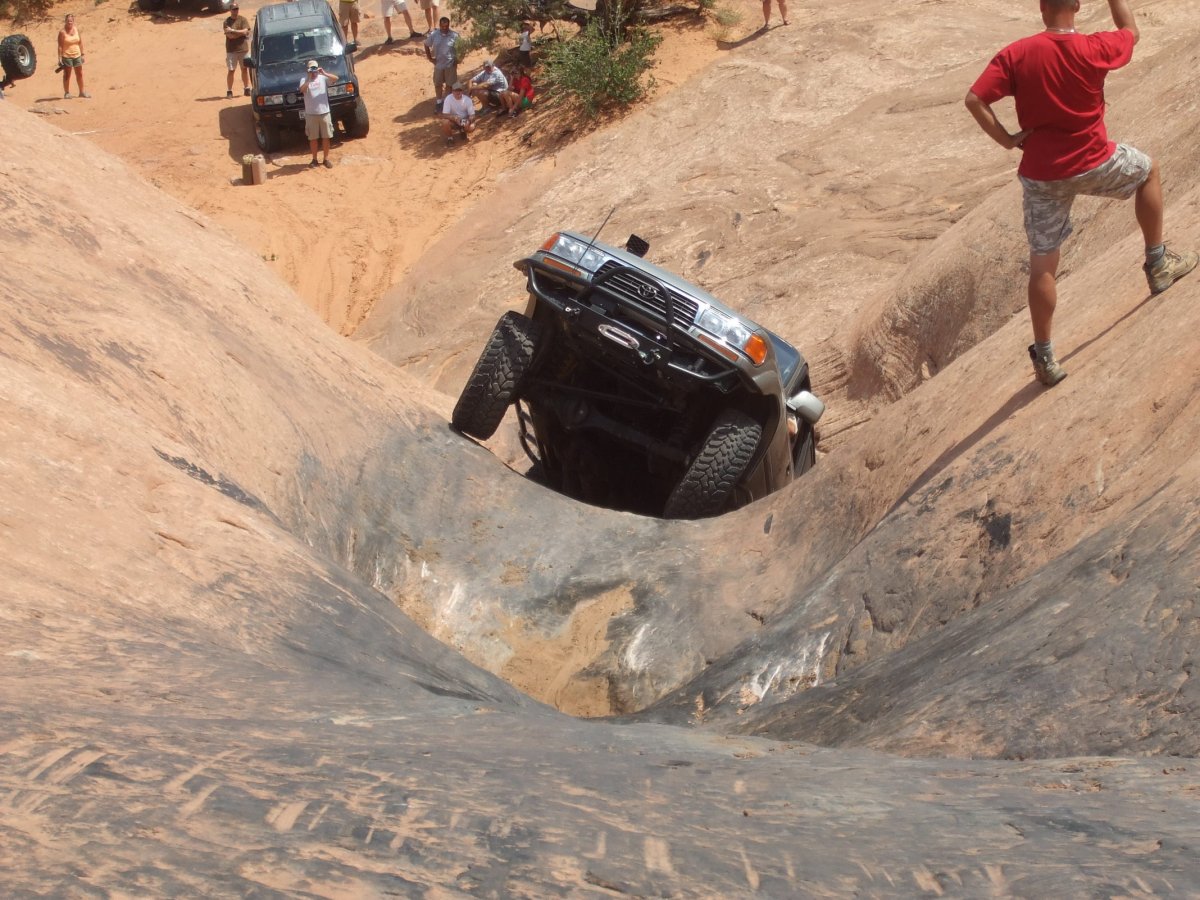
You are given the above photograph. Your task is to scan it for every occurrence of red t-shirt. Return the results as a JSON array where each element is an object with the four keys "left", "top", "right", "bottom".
[
  {"left": 513, "top": 75, "right": 535, "bottom": 100},
  {"left": 970, "top": 29, "right": 1134, "bottom": 181}
]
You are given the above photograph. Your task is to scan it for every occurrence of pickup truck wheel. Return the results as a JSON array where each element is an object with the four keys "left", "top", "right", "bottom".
[
  {"left": 664, "top": 409, "right": 762, "bottom": 520},
  {"left": 254, "top": 118, "right": 281, "bottom": 153},
  {"left": 0, "top": 35, "right": 37, "bottom": 81},
  {"left": 345, "top": 98, "right": 369, "bottom": 138},
  {"left": 792, "top": 421, "right": 815, "bottom": 476},
  {"left": 452, "top": 311, "right": 543, "bottom": 440}
]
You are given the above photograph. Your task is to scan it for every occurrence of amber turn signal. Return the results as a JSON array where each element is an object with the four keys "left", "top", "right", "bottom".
[{"left": 743, "top": 333, "right": 768, "bottom": 366}]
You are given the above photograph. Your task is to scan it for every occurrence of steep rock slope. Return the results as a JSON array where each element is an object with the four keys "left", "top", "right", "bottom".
[{"left": 4, "top": 102, "right": 1200, "bottom": 898}]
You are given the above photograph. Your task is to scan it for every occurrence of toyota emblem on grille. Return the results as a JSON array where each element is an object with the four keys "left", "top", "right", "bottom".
[
  {"left": 633, "top": 281, "right": 660, "bottom": 302},
  {"left": 598, "top": 324, "right": 640, "bottom": 350}
]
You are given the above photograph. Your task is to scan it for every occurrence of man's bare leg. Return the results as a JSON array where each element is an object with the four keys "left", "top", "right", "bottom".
[
  {"left": 1028, "top": 250, "right": 1060, "bottom": 345},
  {"left": 1135, "top": 158, "right": 1163, "bottom": 248}
]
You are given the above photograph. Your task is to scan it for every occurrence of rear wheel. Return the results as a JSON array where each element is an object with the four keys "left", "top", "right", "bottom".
[
  {"left": 664, "top": 410, "right": 762, "bottom": 520},
  {"left": 0, "top": 35, "right": 37, "bottom": 82},
  {"left": 452, "top": 311, "right": 544, "bottom": 440}
]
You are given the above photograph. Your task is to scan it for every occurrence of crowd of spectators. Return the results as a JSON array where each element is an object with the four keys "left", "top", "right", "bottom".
[{"left": 426, "top": 17, "right": 537, "bottom": 146}]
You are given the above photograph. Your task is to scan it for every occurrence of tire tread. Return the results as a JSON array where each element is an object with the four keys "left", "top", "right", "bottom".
[
  {"left": 664, "top": 409, "right": 762, "bottom": 519},
  {"left": 452, "top": 311, "right": 542, "bottom": 440}
]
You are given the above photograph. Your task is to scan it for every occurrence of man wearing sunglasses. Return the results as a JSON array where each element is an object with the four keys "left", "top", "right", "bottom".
[{"left": 299, "top": 60, "right": 339, "bottom": 168}]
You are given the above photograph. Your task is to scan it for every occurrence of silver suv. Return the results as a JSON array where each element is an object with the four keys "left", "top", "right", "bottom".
[{"left": 452, "top": 232, "right": 825, "bottom": 519}]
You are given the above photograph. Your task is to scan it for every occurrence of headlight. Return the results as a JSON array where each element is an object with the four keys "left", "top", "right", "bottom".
[
  {"left": 541, "top": 233, "right": 607, "bottom": 272},
  {"left": 329, "top": 83, "right": 354, "bottom": 96},
  {"left": 258, "top": 94, "right": 285, "bottom": 106},
  {"left": 698, "top": 308, "right": 751, "bottom": 348},
  {"left": 697, "top": 308, "right": 768, "bottom": 365}
]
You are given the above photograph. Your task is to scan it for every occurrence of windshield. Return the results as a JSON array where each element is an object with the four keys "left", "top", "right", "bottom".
[{"left": 258, "top": 27, "right": 343, "bottom": 64}]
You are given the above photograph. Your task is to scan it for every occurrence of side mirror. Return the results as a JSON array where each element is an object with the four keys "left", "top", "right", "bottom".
[
  {"left": 243, "top": 56, "right": 256, "bottom": 69},
  {"left": 786, "top": 390, "right": 825, "bottom": 425}
]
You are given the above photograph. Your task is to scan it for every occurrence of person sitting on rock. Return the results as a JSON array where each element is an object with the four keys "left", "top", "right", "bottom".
[
  {"left": 500, "top": 65, "right": 534, "bottom": 118},
  {"left": 468, "top": 59, "right": 508, "bottom": 111}
]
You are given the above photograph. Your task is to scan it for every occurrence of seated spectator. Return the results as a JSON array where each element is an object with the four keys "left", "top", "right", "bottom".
[
  {"left": 440, "top": 81, "right": 476, "bottom": 145},
  {"left": 501, "top": 65, "right": 535, "bottom": 117},
  {"left": 468, "top": 59, "right": 508, "bottom": 110}
]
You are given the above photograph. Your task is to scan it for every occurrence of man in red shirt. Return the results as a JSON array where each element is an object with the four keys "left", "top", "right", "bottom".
[{"left": 966, "top": 0, "right": 1196, "bottom": 387}]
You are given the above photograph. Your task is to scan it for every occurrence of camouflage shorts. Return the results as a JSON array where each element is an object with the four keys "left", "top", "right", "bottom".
[{"left": 1019, "top": 144, "right": 1152, "bottom": 255}]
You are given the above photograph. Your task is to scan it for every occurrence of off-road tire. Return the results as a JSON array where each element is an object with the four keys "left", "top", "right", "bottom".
[
  {"left": 793, "top": 421, "right": 815, "bottom": 477},
  {"left": 452, "top": 311, "right": 544, "bottom": 440},
  {"left": 345, "top": 98, "right": 370, "bottom": 138},
  {"left": 664, "top": 409, "right": 762, "bottom": 520},
  {"left": 0, "top": 35, "right": 37, "bottom": 82},
  {"left": 254, "top": 117, "right": 281, "bottom": 154}
]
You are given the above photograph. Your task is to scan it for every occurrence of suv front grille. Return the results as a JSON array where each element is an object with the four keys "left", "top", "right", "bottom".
[{"left": 595, "top": 263, "right": 700, "bottom": 329}]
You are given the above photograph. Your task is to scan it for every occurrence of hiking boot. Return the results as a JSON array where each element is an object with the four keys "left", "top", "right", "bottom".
[
  {"left": 1028, "top": 344, "right": 1067, "bottom": 387},
  {"left": 1144, "top": 247, "right": 1199, "bottom": 295}
]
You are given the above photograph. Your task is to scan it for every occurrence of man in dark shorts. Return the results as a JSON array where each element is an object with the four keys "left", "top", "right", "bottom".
[{"left": 965, "top": 0, "right": 1196, "bottom": 387}]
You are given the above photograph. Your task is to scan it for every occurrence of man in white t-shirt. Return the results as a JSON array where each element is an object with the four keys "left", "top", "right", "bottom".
[
  {"left": 439, "top": 81, "right": 475, "bottom": 145},
  {"left": 299, "top": 60, "right": 339, "bottom": 168},
  {"left": 381, "top": 0, "right": 421, "bottom": 44}
]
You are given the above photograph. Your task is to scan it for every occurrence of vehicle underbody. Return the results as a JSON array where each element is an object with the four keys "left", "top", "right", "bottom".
[{"left": 451, "top": 232, "right": 822, "bottom": 519}]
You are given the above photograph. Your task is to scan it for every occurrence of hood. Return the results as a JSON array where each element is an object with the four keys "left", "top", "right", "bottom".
[{"left": 257, "top": 56, "right": 352, "bottom": 94}]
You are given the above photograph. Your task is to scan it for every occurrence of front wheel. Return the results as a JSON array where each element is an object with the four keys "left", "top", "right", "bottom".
[
  {"left": 452, "top": 311, "right": 544, "bottom": 440},
  {"left": 254, "top": 117, "right": 281, "bottom": 153},
  {"left": 663, "top": 410, "right": 762, "bottom": 520},
  {"left": 345, "top": 97, "right": 369, "bottom": 139}
]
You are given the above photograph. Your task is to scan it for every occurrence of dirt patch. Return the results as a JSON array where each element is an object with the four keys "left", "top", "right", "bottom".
[{"left": 499, "top": 585, "right": 635, "bottom": 716}]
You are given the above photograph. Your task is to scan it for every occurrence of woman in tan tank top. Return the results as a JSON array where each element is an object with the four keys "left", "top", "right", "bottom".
[{"left": 57, "top": 14, "right": 89, "bottom": 99}]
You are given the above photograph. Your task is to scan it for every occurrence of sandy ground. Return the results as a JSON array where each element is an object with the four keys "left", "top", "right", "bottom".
[{"left": 6, "top": 0, "right": 762, "bottom": 334}]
